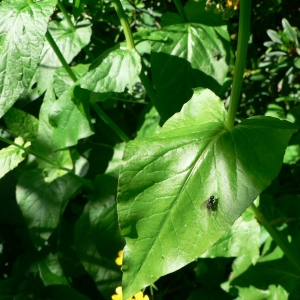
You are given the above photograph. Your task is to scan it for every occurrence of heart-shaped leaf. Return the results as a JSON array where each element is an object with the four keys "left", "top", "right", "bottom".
[{"left": 117, "top": 88, "right": 298, "bottom": 298}]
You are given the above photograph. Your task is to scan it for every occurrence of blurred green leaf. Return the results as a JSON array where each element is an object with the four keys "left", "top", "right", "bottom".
[
  {"left": 16, "top": 170, "right": 82, "bottom": 249},
  {"left": 267, "top": 29, "right": 283, "bottom": 44},
  {"left": 118, "top": 88, "right": 298, "bottom": 298},
  {"left": 282, "top": 18, "right": 298, "bottom": 45},
  {"left": 75, "top": 175, "right": 124, "bottom": 299},
  {"left": 0, "top": 0, "right": 57, "bottom": 117}
]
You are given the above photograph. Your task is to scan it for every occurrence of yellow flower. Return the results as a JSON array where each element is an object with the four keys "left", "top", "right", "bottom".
[
  {"left": 115, "top": 250, "right": 123, "bottom": 266},
  {"left": 111, "top": 286, "right": 150, "bottom": 300},
  {"left": 227, "top": 0, "right": 239, "bottom": 10}
]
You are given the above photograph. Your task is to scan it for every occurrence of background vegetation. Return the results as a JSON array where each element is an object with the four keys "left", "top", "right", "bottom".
[{"left": 0, "top": 0, "right": 300, "bottom": 299}]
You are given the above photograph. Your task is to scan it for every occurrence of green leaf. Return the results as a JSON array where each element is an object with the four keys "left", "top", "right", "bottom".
[
  {"left": 24, "top": 16, "right": 92, "bottom": 101},
  {"left": 79, "top": 47, "right": 141, "bottom": 94},
  {"left": 136, "top": 106, "right": 161, "bottom": 138},
  {"left": 117, "top": 89, "right": 298, "bottom": 298},
  {"left": 201, "top": 211, "right": 260, "bottom": 264},
  {"left": 0, "top": 137, "right": 30, "bottom": 179},
  {"left": 0, "top": 0, "right": 57, "bottom": 117},
  {"left": 151, "top": 23, "right": 230, "bottom": 121},
  {"left": 53, "top": 64, "right": 90, "bottom": 98},
  {"left": 282, "top": 18, "right": 298, "bottom": 45},
  {"left": 16, "top": 170, "right": 82, "bottom": 249},
  {"left": 75, "top": 175, "right": 124, "bottom": 298},
  {"left": 267, "top": 29, "right": 283, "bottom": 44},
  {"left": 38, "top": 252, "right": 69, "bottom": 286},
  {"left": 33, "top": 88, "right": 74, "bottom": 182},
  {"left": 48, "top": 90, "right": 94, "bottom": 150},
  {"left": 3, "top": 107, "right": 39, "bottom": 142}
]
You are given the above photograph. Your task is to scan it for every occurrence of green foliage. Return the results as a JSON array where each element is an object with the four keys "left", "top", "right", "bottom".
[{"left": 0, "top": 0, "right": 300, "bottom": 299}]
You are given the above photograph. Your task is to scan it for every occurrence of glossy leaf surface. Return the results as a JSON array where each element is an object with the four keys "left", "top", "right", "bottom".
[
  {"left": 117, "top": 88, "right": 298, "bottom": 298},
  {"left": 0, "top": 0, "right": 57, "bottom": 116}
]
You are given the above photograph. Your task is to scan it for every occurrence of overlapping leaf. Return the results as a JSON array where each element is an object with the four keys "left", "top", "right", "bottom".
[
  {"left": 117, "top": 88, "right": 298, "bottom": 298},
  {"left": 151, "top": 23, "right": 230, "bottom": 121},
  {"left": 16, "top": 170, "right": 82, "bottom": 249},
  {"left": 79, "top": 47, "right": 141, "bottom": 94},
  {"left": 25, "top": 16, "right": 92, "bottom": 101},
  {"left": 0, "top": 137, "right": 30, "bottom": 179},
  {"left": 0, "top": 0, "right": 57, "bottom": 117}
]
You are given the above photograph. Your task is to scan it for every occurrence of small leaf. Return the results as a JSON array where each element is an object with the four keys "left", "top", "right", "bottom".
[
  {"left": 117, "top": 89, "right": 298, "bottom": 298},
  {"left": 4, "top": 107, "right": 39, "bottom": 142},
  {"left": 16, "top": 170, "right": 82, "bottom": 249},
  {"left": 267, "top": 29, "right": 283, "bottom": 44},
  {"left": 282, "top": 18, "right": 297, "bottom": 44},
  {"left": 0, "top": 137, "right": 30, "bottom": 179},
  {"left": 79, "top": 47, "right": 141, "bottom": 94},
  {"left": 0, "top": 0, "right": 57, "bottom": 117}
]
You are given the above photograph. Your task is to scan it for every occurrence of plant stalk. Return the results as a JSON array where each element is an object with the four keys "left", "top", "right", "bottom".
[
  {"left": 57, "top": 1, "right": 76, "bottom": 31},
  {"left": 173, "top": 0, "right": 188, "bottom": 22},
  {"left": 226, "top": 0, "right": 251, "bottom": 130},
  {"left": 91, "top": 103, "right": 130, "bottom": 143},
  {"left": 45, "top": 31, "right": 78, "bottom": 82},
  {"left": 112, "top": 0, "right": 135, "bottom": 50},
  {"left": 250, "top": 203, "right": 300, "bottom": 272}
]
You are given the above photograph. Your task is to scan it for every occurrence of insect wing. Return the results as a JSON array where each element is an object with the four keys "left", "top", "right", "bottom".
[{"left": 200, "top": 200, "right": 207, "bottom": 210}]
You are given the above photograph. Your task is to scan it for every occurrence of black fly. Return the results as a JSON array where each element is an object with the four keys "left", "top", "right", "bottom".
[
  {"left": 213, "top": 51, "right": 221, "bottom": 61},
  {"left": 200, "top": 195, "right": 218, "bottom": 216}
]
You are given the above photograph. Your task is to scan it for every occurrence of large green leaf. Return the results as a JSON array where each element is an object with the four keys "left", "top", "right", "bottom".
[
  {"left": 16, "top": 170, "right": 82, "bottom": 249},
  {"left": 79, "top": 47, "right": 141, "bottom": 94},
  {"left": 24, "top": 16, "right": 92, "bottom": 101},
  {"left": 0, "top": 0, "right": 57, "bottom": 117},
  {"left": 151, "top": 23, "right": 230, "bottom": 122},
  {"left": 117, "top": 88, "right": 298, "bottom": 298}
]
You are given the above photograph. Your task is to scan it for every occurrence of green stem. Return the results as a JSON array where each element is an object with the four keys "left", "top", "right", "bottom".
[
  {"left": 226, "top": 0, "right": 251, "bottom": 130},
  {"left": 173, "top": 0, "right": 188, "bottom": 22},
  {"left": 91, "top": 103, "right": 130, "bottom": 143},
  {"left": 57, "top": 1, "right": 76, "bottom": 31},
  {"left": 139, "top": 69, "right": 158, "bottom": 108},
  {"left": 45, "top": 31, "right": 78, "bottom": 82},
  {"left": 250, "top": 203, "right": 300, "bottom": 272},
  {"left": 112, "top": 0, "right": 135, "bottom": 50}
]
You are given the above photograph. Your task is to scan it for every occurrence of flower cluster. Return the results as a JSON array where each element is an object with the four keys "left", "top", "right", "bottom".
[
  {"left": 195, "top": 0, "right": 239, "bottom": 19},
  {"left": 112, "top": 250, "right": 150, "bottom": 300}
]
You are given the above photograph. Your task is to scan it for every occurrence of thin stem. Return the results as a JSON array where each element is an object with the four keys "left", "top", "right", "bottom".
[
  {"left": 57, "top": 1, "right": 76, "bottom": 31},
  {"left": 91, "top": 103, "right": 130, "bottom": 143},
  {"left": 173, "top": 0, "right": 188, "bottom": 22},
  {"left": 226, "top": 0, "right": 251, "bottom": 130},
  {"left": 249, "top": 203, "right": 300, "bottom": 272},
  {"left": 45, "top": 31, "right": 78, "bottom": 82},
  {"left": 139, "top": 70, "right": 159, "bottom": 108},
  {"left": 112, "top": 0, "right": 135, "bottom": 50}
]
